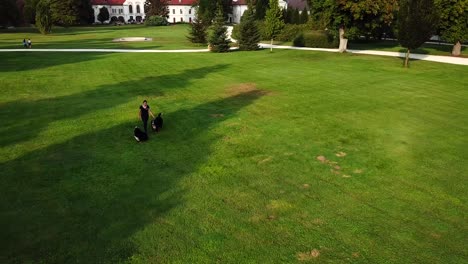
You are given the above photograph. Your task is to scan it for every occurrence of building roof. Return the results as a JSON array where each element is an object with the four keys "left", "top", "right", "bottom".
[
  {"left": 91, "top": 0, "right": 126, "bottom": 5},
  {"left": 232, "top": 0, "right": 247, "bottom": 5},
  {"left": 167, "top": 0, "right": 197, "bottom": 5},
  {"left": 287, "top": 0, "right": 308, "bottom": 10}
]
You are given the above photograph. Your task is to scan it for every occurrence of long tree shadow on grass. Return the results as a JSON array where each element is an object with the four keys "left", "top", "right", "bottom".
[
  {"left": 0, "top": 52, "right": 107, "bottom": 72},
  {"left": 0, "top": 64, "right": 229, "bottom": 147},
  {"left": 0, "top": 89, "right": 266, "bottom": 263}
]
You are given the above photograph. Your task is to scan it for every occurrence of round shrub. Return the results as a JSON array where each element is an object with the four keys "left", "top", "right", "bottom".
[
  {"left": 277, "top": 24, "right": 308, "bottom": 42},
  {"left": 145, "top": 15, "right": 168, "bottom": 26},
  {"left": 293, "top": 30, "right": 338, "bottom": 48}
]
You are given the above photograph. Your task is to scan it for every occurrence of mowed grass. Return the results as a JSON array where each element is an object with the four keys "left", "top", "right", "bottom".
[
  {"left": 0, "top": 24, "right": 199, "bottom": 50},
  {"left": 0, "top": 50, "right": 467, "bottom": 263}
]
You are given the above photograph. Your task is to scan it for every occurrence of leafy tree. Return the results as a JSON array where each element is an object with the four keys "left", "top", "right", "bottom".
[
  {"left": 50, "top": 0, "right": 78, "bottom": 26},
  {"left": 208, "top": 5, "right": 231, "bottom": 52},
  {"left": 0, "top": 0, "right": 21, "bottom": 26},
  {"left": 238, "top": 4, "right": 260, "bottom": 50},
  {"left": 36, "top": 0, "right": 52, "bottom": 34},
  {"left": 97, "top": 6, "right": 109, "bottom": 24},
  {"left": 398, "top": 0, "right": 438, "bottom": 67},
  {"left": 264, "top": 0, "right": 284, "bottom": 51},
  {"left": 198, "top": 0, "right": 232, "bottom": 24},
  {"left": 255, "top": 0, "right": 270, "bottom": 20},
  {"left": 308, "top": 0, "right": 399, "bottom": 45},
  {"left": 435, "top": 0, "right": 468, "bottom": 56},
  {"left": 145, "top": 0, "right": 169, "bottom": 18},
  {"left": 187, "top": 9, "right": 207, "bottom": 44},
  {"left": 300, "top": 7, "right": 309, "bottom": 24}
]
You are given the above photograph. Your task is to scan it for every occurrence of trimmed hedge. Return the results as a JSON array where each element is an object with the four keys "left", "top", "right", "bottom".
[
  {"left": 145, "top": 15, "right": 168, "bottom": 26},
  {"left": 293, "top": 30, "right": 338, "bottom": 48}
]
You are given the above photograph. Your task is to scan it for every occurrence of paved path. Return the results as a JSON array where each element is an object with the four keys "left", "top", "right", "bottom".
[
  {"left": 1, "top": 29, "right": 467, "bottom": 66},
  {"left": 258, "top": 44, "right": 468, "bottom": 66}
]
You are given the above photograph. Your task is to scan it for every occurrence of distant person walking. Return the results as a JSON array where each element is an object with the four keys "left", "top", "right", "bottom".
[
  {"left": 27, "top": 39, "right": 32, "bottom": 48},
  {"left": 139, "top": 100, "right": 155, "bottom": 133},
  {"left": 22, "top": 39, "right": 27, "bottom": 48}
]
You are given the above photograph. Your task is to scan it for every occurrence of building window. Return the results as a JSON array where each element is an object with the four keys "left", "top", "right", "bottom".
[
  {"left": 136, "top": 5, "right": 140, "bottom": 13},
  {"left": 172, "top": 9, "right": 175, "bottom": 14},
  {"left": 129, "top": 5, "right": 133, "bottom": 13},
  {"left": 180, "top": 9, "right": 182, "bottom": 14},
  {"left": 180, "top": 17, "right": 183, "bottom": 22},
  {"left": 189, "top": 9, "right": 191, "bottom": 14}
]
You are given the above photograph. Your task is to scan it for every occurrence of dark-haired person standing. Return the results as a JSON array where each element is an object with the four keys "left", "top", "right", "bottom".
[{"left": 139, "top": 100, "right": 155, "bottom": 133}]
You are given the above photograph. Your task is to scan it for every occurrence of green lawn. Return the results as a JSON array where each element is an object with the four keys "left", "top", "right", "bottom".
[
  {"left": 0, "top": 24, "right": 201, "bottom": 50},
  {"left": 0, "top": 50, "right": 467, "bottom": 263}
]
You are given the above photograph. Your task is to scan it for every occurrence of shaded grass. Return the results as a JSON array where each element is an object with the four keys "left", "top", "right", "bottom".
[
  {"left": 0, "top": 50, "right": 467, "bottom": 263},
  {"left": 348, "top": 39, "right": 467, "bottom": 57}
]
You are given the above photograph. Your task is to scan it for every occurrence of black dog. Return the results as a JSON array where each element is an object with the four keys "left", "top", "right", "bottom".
[
  {"left": 134, "top": 126, "right": 148, "bottom": 142},
  {"left": 151, "top": 113, "right": 163, "bottom": 132}
]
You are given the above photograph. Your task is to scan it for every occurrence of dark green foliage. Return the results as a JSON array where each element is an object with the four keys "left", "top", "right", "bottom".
[
  {"left": 0, "top": 0, "right": 21, "bottom": 26},
  {"left": 145, "top": 15, "right": 169, "bottom": 26},
  {"left": 308, "top": 0, "right": 398, "bottom": 40},
  {"left": 293, "top": 30, "right": 337, "bottom": 48},
  {"left": 76, "top": 0, "right": 94, "bottom": 24},
  {"left": 198, "top": 0, "right": 232, "bottom": 24},
  {"left": 97, "top": 6, "right": 109, "bottom": 24},
  {"left": 23, "top": 0, "right": 40, "bottom": 24},
  {"left": 300, "top": 7, "right": 309, "bottom": 24},
  {"left": 208, "top": 6, "right": 231, "bottom": 52},
  {"left": 187, "top": 13, "right": 207, "bottom": 44},
  {"left": 238, "top": 7, "right": 260, "bottom": 51},
  {"left": 145, "top": 0, "right": 169, "bottom": 18},
  {"left": 255, "top": 0, "right": 270, "bottom": 20},
  {"left": 435, "top": 0, "right": 468, "bottom": 44},
  {"left": 397, "top": 0, "right": 438, "bottom": 50},
  {"left": 277, "top": 23, "right": 308, "bottom": 41},
  {"left": 35, "top": 0, "right": 52, "bottom": 34},
  {"left": 50, "top": 0, "right": 77, "bottom": 26},
  {"left": 291, "top": 8, "right": 300, "bottom": 24}
]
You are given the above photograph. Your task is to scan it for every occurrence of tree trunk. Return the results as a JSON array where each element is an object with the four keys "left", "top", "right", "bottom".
[
  {"left": 452, "top": 41, "right": 461, "bottom": 56},
  {"left": 404, "top": 49, "right": 410, "bottom": 68},
  {"left": 338, "top": 27, "right": 347, "bottom": 53},
  {"left": 270, "top": 38, "right": 273, "bottom": 52}
]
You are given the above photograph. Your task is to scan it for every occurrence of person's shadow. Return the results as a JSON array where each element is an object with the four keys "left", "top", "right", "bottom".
[{"left": 0, "top": 89, "right": 266, "bottom": 263}]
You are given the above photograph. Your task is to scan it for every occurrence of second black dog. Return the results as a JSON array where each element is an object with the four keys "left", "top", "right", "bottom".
[
  {"left": 134, "top": 126, "right": 148, "bottom": 142},
  {"left": 152, "top": 113, "right": 163, "bottom": 132}
]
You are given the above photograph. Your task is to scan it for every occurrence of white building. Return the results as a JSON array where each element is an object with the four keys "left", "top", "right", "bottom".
[{"left": 91, "top": 0, "right": 286, "bottom": 24}]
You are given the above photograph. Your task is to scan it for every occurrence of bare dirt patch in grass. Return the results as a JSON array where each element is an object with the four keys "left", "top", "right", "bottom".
[
  {"left": 258, "top": 156, "right": 273, "bottom": 164},
  {"left": 336, "top": 151, "right": 347, "bottom": 157},
  {"left": 297, "top": 249, "right": 320, "bottom": 261},
  {"left": 210, "top": 113, "right": 224, "bottom": 118},
  {"left": 225, "top": 83, "right": 271, "bottom": 97}
]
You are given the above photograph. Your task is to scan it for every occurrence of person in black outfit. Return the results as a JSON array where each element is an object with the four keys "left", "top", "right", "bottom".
[{"left": 139, "top": 100, "right": 155, "bottom": 133}]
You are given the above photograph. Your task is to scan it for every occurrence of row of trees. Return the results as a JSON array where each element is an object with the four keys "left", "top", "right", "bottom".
[{"left": 0, "top": 0, "right": 94, "bottom": 28}]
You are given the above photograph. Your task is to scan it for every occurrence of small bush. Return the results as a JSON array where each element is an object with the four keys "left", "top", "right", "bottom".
[
  {"left": 277, "top": 24, "right": 308, "bottom": 42},
  {"left": 145, "top": 15, "right": 168, "bottom": 26},
  {"left": 293, "top": 30, "right": 338, "bottom": 48},
  {"left": 232, "top": 24, "right": 240, "bottom": 40}
]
